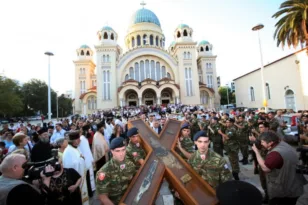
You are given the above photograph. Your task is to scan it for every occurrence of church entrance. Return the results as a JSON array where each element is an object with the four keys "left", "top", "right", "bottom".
[
  {"left": 129, "top": 101, "right": 137, "bottom": 106},
  {"left": 125, "top": 90, "right": 138, "bottom": 107},
  {"left": 160, "top": 88, "right": 173, "bottom": 106},
  {"left": 142, "top": 88, "right": 156, "bottom": 105}
]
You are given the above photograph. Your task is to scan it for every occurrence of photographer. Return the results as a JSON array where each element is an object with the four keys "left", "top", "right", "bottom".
[
  {"left": 0, "top": 153, "right": 45, "bottom": 205},
  {"left": 252, "top": 131, "right": 307, "bottom": 205}
]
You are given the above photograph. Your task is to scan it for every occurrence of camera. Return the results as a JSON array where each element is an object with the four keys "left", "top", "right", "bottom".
[{"left": 23, "top": 149, "right": 61, "bottom": 180}]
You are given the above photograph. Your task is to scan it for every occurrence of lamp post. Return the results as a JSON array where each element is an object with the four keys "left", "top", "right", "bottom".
[
  {"left": 226, "top": 84, "right": 230, "bottom": 105},
  {"left": 252, "top": 24, "right": 267, "bottom": 112},
  {"left": 56, "top": 91, "right": 59, "bottom": 120},
  {"left": 44, "top": 51, "right": 54, "bottom": 121}
]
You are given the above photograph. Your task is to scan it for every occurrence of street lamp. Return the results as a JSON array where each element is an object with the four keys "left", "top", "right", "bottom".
[
  {"left": 56, "top": 91, "right": 59, "bottom": 120},
  {"left": 226, "top": 84, "right": 230, "bottom": 105},
  {"left": 252, "top": 24, "right": 267, "bottom": 112},
  {"left": 44, "top": 51, "right": 54, "bottom": 121}
]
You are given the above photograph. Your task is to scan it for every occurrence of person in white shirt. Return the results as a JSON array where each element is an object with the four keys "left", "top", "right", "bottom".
[
  {"left": 50, "top": 123, "right": 65, "bottom": 144},
  {"left": 92, "top": 121, "right": 109, "bottom": 171}
]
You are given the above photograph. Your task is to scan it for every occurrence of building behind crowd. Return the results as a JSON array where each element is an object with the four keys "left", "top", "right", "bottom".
[
  {"left": 233, "top": 48, "right": 308, "bottom": 111},
  {"left": 72, "top": 5, "right": 220, "bottom": 115}
]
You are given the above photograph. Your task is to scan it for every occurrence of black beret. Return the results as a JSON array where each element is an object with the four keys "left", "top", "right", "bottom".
[
  {"left": 127, "top": 127, "right": 138, "bottom": 138},
  {"left": 213, "top": 117, "right": 219, "bottom": 121},
  {"left": 68, "top": 131, "right": 80, "bottom": 140},
  {"left": 110, "top": 137, "right": 126, "bottom": 150},
  {"left": 227, "top": 118, "right": 235, "bottom": 123},
  {"left": 258, "top": 116, "right": 266, "bottom": 121},
  {"left": 181, "top": 123, "right": 190, "bottom": 130},
  {"left": 38, "top": 127, "right": 48, "bottom": 135},
  {"left": 193, "top": 131, "right": 208, "bottom": 141},
  {"left": 82, "top": 124, "right": 91, "bottom": 131},
  {"left": 216, "top": 181, "right": 262, "bottom": 205}
]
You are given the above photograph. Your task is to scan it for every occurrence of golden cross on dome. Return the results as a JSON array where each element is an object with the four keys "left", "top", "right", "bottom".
[{"left": 140, "top": 0, "right": 146, "bottom": 8}]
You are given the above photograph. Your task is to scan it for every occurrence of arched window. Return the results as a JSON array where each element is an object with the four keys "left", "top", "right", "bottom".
[
  {"left": 132, "top": 37, "right": 135, "bottom": 47},
  {"left": 155, "top": 36, "right": 159, "bottom": 46},
  {"left": 250, "top": 87, "right": 255, "bottom": 101},
  {"left": 106, "top": 55, "right": 110, "bottom": 62},
  {"left": 207, "top": 74, "right": 213, "bottom": 88},
  {"left": 162, "top": 66, "right": 166, "bottom": 78},
  {"left": 156, "top": 62, "right": 161, "bottom": 80},
  {"left": 171, "top": 47, "right": 174, "bottom": 51},
  {"left": 150, "top": 35, "right": 154, "bottom": 45},
  {"left": 86, "top": 51, "right": 90, "bottom": 56},
  {"left": 83, "top": 68, "right": 86, "bottom": 74},
  {"left": 177, "top": 31, "right": 181, "bottom": 38},
  {"left": 151, "top": 60, "right": 155, "bottom": 80},
  {"left": 206, "top": 46, "right": 209, "bottom": 51},
  {"left": 167, "top": 72, "right": 171, "bottom": 79},
  {"left": 125, "top": 74, "right": 129, "bottom": 81},
  {"left": 266, "top": 83, "right": 271, "bottom": 100},
  {"left": 137, "top": 35, "right": 141, "bottom": 46},
  {"left": 184, "top": 52, "right": 187, "bottom": 59},
  {"left": 162, "top": 38, "right": 165, "bottom": 47},
  {"left": 88, "top": 99, "right": 91, "bottom": 109},
  {"left": 81, "top": 50, "right": 84, "bottom": 55},
  {"left": 187, "top": 52, "right": 191, "bottom": 59},
  {"left": 200, "top": 47, "right": 204, "bottom": 52},
  {"left": 103, "top": 32, "right": 108, "bottom": 39},
  {"left": 160, "top": 38, "right": 162, "bottom": 47},
  {"left": 209, "top": 63, "right": 212, "bottom": 69},
  {"left": 79, "top": 68, "right": 82, "bottom": 74},
  {"left": 145, "top": 60, "right": 150, "bottom": 79},
  {"left": 183, "top": 29, "right": 188, "bottom": 36},
  {"left": 185, "top": 68, "right": 193, "bottom": 96},
  {"left": 111, "top": 33, "right": 114, "bottom": 40},
  {"left": 143, "top": 34, "right": 147, "bottom": 45},
  {"left": 140, "top": 61, "right": 145, "bottom": 81},
  {"left": 129, "top": 67, "right": 134, "bottom": 79},
  {"left": 103, "top": 71, "right": 111, "bottom": 100},
  {"left": 135, "top": 62, "right": 140, "bottom": 82}
]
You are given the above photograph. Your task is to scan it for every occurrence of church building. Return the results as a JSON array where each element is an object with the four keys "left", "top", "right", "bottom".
[{"left": 73, "top": 5, "right": 220, "bottom": 114}]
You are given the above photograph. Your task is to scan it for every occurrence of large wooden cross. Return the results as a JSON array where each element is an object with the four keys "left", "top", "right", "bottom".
[{"left": 120, "top": 119, "right": 218, "bottom": 205}]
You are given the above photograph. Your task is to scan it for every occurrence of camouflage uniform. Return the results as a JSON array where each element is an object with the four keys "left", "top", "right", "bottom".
[
  {"left": 126, "top": 141, "right": 146, "bottom": 169},
  {"left": 176, "top": 137, "right": 195, "bottom": 159},
  {"left": 236, "top": 121, "right": 249, "bottom": 160},
  {"left": 190, "top": 118, "right": 200, "bottom": 139},
  {"left": 200, "top": 120, "right": 210, "bottom": 132},
  {"left": 96, "top": 158, "right": 137, "bottom": 204},
  {"left": 208, "top": 123, "right": 223, "bottom": 156},
  {"left": 268, "top": 118, "right": 280, "bottom": 132},
  {"left": 188, "top": 150, "right": 232, "bottom": 188},
  {"left": 223, "top": 125, "right": 240, "bottom": 173}
]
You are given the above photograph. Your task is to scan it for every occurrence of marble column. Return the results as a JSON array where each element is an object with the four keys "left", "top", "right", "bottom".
[
  {"left": 157, "top": 96, "right": 161, "bottom": 105},
  {"left": 139, "top": 97, "right": 142, "bottom": 106},
  {"left": 176, "top": 96, "right": 180, "bottom": 104},
  {"left": 120, "top": 98, "right": 123, "bottom": 107}
]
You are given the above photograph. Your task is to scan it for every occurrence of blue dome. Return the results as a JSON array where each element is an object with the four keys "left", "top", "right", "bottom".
[
  {"left": 177, "top": 24, "right": 189, "bottom": 29},
  {"left": 198, "top": 40, "right": 210, "bottom": 46},
  {"left": 130, "top": 8, "right": 161, "bottom": 27},
  {"left": 80, "top": 44, "right": 90, "bottom": 49},
  {"left": 101, "top": 26, "right": 114, "bottom": 31}
]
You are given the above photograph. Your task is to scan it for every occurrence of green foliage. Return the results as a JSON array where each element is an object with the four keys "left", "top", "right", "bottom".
[
  {"left": 218, "top": 86, "right": 236, "bottom": 105},
  {"left": 272, "top": 0, "right": 308, "bottom": 52},
  {"left": 0, "top": 76, "right": 23, "bottom": 116}
]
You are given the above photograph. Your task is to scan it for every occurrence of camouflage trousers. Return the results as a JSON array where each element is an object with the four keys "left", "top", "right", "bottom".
[
  {"left": 213, "top": 142, "right": 223, "bottom": 157},
  {"left": 224, "top": 145, "right": 240, "bottom": 173},
  {"left": 238, "top": 138, "right": 249, "bottom": 159}
]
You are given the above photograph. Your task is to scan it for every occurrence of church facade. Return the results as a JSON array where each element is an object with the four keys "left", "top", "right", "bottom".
[{"left": 73, "top": 7, "right": 220, "bottom": 115}]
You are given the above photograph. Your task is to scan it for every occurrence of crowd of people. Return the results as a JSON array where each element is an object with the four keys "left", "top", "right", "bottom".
[{"left": 0, "top": 104, "right": 307, "bottom": 205}]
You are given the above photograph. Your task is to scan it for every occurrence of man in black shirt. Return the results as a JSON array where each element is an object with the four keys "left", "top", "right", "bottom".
[{"left": 31, "top": 127, "right": 53, "bottom": 162}]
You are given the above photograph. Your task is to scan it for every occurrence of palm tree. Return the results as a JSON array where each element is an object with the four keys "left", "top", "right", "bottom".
[{"left": 272, "top": 0, "right": 308, "bottom": 54}]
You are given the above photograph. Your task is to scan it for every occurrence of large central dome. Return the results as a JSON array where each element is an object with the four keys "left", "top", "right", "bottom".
[{"left": 130, "top": 8, "right": 161, "bottom": 27}]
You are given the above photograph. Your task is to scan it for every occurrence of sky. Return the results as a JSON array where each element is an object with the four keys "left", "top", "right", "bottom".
[{"left": 0, "top": 0, "right": 299, "bottom": 96}]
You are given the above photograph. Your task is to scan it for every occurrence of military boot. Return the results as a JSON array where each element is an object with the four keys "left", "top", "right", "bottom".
[{"left": 232, "top": 172, "right": 239, "bottom": 180}]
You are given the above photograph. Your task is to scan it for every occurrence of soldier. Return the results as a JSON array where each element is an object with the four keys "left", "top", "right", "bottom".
[
  {"left": 234, "top": 115, "right": 249, "bottom": 165},
  {"left": 189, "top": 113, "right": 200, "bottom": 139},
  {"left": 199, "top": 115, "right": 210, "bottom": 132},
  {"left": 208, "top": 117, "right": 224, "bottom": 156},
  {"left": 176, "top": 123, "right": 195, "bottom": 160},
  {"left": 96, "top": 137, "right": 137, "bottom": 205},
  {"left": 267, "top": 112, "right": 280, "bottom": 132},
  {"left": 188, "top": 131, "right": 232, "bottom": 188},
  {"left": 218, "top": 118, "right": 240, "bottom": 180},
  {"left": 126, "top": 127, "right": 146, "bottom": 169}
]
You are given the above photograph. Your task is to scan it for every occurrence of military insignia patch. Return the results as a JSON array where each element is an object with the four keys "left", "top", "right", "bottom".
[
  {"left": 98, "top": 172, "right": 105, "bottom": 181},
  {"left": 200, "top": 154, "right": 206, "bottom": 160},
  {"left": 133, "top": 152, "right": 138, "bottom": 157},
  {"left": 120, "top": 164, "right": 126, "bottom": 170},
  {"left": 136, "top": 143, "right": 140, "bottom": 147}
]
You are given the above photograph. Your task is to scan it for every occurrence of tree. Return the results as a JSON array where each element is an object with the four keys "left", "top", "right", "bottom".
[
  {"left": 56, "top": 94, "right": 73, "bottom": 118},
  {"left": 0, "top": 76, "right": 23, "bottom": 116},
  {"left": 218, "top": 86, "right": 235, "bottom": 105},
  {"left": 272, "top": 0, "right": 308, "bottom": 54}
]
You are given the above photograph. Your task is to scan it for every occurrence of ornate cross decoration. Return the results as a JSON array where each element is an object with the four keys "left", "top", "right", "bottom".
[{"left": 120, "top": 119, "right": 218, "bottom": 205}]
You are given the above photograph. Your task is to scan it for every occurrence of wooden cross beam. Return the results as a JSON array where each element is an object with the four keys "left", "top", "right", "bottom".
[{"left": 120, "top": 119, "right": 218, "bottom": 205}]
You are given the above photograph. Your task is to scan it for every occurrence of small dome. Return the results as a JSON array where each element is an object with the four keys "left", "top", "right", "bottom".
[
  {"left": 80, "top": 44, "right": 90, "bottom": 49},
  {"left": 198, "top": 40, "right": 210, "bottom": 46},
  {"left": 130, "top": 8, "right": 161, "bottom": 27},
  {"left": 177, "top": 24, "right": 189, "bottom": 29},
  {"left": 101, "top": 26, "right": 114, "bottom": 31}
]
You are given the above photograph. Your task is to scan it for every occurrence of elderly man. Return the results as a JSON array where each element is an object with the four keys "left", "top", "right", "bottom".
[
  {"left": 0, "top": 154, "right": 45, "bottom": 205},
  {"left": 93, "top": 121, "right": 109, "bottom": 171},
  {"left": 50, "top": 123, "right": 65, "bottom": 144},
  {"left": 31, "top": 127, "right": 53, "bottom": 162},
  {"left": 252, "top": 132, "right": 307, "bottom": 205}
]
